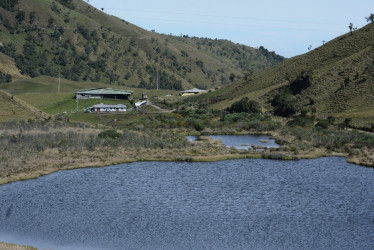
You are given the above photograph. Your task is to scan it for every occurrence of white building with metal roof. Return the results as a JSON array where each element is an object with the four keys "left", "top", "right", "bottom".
[
  {"left": 181, "top": 88, "right": 205, "bottom": 96},
  {"left": 76, "top": 88, "right": 133, "bottom": 100},
  {"left": 90, "top": 103, "right": 127, "bottom": 112}
]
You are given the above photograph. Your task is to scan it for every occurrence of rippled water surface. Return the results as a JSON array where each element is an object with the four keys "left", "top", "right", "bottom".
[
  {"left": 187, "top": 134, "right": 279, "bottom": 149},
  {"left": 1, "top": 157, "right": 374, "bottom": 249}
]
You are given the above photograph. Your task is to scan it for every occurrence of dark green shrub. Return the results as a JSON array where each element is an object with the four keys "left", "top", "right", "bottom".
[
  {"left": 15, "top": 10, "right": 25, "bottom": 24},
  {"left": 224, "top": 112, "right": 248, "bottom": 122},
  {"left": 98, "top": 129, "right": 122, "bottom": 139},
  {"left": 272, "top": 90, "right": 300, "bottom": 117},
  {"left": 0, "top": 0, "right": 18, "bottom": 11},
  {"left": 56, "top": 0, "right": 75, "bottom": 9},
  {"left": 289, "top": 71, "right": 312, "bottom": 95},
  {"left": 287, "top": 116, "right": 315, "bottom": 128},
  {"left": 189, "top": 119, "right": 205, "bottom": 131},
  {"left": 327, "top": 116, "right": 336, "bottom": 124},
  {"left": 315, "top": 120, "right": 330, "bottom": 129},
  {"left": 227, "top": 97, "right": 261, "bottom": 114}
]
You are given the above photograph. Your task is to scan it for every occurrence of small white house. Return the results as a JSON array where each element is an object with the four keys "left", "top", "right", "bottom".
[
  {"left": 181, "top": 88, "right": 205, "bottom": 96},
  {"left": 134, "top": 100, "right": 147, "bottom": 108},
  {"left": 90, "top": 103, "right": 127, "bottom": 112}
]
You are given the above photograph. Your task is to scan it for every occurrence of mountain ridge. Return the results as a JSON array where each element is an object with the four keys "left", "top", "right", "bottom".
[
  {"left": 0, "top": 0, "right": 284, "bottom": 89},
  {"left": 193, "top": 22, "right": 374, "bottom": 125}
]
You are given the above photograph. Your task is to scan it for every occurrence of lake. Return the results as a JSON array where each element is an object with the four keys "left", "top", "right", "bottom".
[
  {"left": 1, "top": 157, "right": 374, "bottom": 249},
  {"left": 187, "top": 134, "right": 279, "bottom": 149}
]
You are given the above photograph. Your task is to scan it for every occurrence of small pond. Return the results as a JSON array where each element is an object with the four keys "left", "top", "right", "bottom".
[{"left": 187, "top": 134, "right": 279, "bottom": 149}]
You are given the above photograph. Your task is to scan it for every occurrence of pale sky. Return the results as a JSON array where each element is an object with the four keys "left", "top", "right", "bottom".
[{"left": 88, "top": 0, "right": 373, "bottom": 57}]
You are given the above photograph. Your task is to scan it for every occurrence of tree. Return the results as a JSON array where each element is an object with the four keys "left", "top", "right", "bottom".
[
  {"left": 0, "top": 72, "right": 12, "bottom": 84},
  {"left": 349, "top": 23, "right": 354, "bottom": 35},
  {"left": 229, "top": 73, "right": 236, "bottom": 82},
  {"left": 47, "top": 17, "right": 54, "bottom": 28},
  {"left": 29, "top": 11, "right": 36, "bottom": 24},
  {"left": 272, "top": 90, "right": 300, "bottom": 117},
  {"left": 308, "top": 45, "right": 312, "bottom": 51},
  {"left": 56, "top": 0, "right": 75, "bottom": 9},
  {"left": 289, "top": 71, "right": 312, "bottom": 95},
  {"left": 344, "top": 118, "right": 352, "bottom": 128},
  {"left": 15, "top": 11, "right": 25, "bottom": 24},
  {"left": 366, "top": 13, "right": 374, "bottom": 23},
  {"left": 0, "top": 0, "right": 18, "bottom": 11},
  {"left": 227, "top": 97, "right": 261, "bottom": 114}
]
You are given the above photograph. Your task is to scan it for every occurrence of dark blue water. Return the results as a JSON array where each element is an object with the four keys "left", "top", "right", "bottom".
[
  {"left": 187, "top": 134, "right": 279, "bottom": 149},
  {"left": 1, "top": 157, "right": 374, "bottom": 250}
]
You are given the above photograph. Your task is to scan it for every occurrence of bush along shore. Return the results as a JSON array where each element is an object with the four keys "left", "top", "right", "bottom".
[
  {"left": 1, "top": 110, "right": 374, "bottom": 186},
  {"left": 0, "top": 120, "right": 238, "bottom": 185}
]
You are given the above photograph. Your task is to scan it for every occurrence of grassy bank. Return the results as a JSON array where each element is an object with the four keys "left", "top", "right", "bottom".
[
  {"left": 0, "top": 120, "right": 231, "bottom": 185},
  {"left": 1, "top": 119, "right": 373, "bottom": 186}
]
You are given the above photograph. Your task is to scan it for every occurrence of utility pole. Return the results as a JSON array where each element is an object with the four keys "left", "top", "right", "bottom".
[
  {"left": 58, "top": 36, "right": 61, "bottom": 93},
  {"left": 76, "top": 97, "right": 79, "bottom": 112},
  {"left": 156, "top": 71, "right": 159, "bottom": 90},
  {"left": 58, "top": 71, "right": 60, "bottom": 93}
]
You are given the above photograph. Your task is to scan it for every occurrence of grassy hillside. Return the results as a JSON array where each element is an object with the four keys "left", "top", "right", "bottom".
[
  {"left": 0, "top": 89, "right": 48, "bottom": 122},
  {"left": 194, "top": 22, "right": 374, "bottom": 126},
  {"left": 0, "top": 0, "right": 284, "bottom": 89}
]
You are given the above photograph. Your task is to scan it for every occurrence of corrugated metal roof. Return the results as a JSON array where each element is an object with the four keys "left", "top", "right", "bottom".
[
  {"left": 182, "top": 88, "right": 204, "bottom": 93},
  {"left": 77, "top": 88, "right": 133, "bottom": 95},
  {"left": 135, "top": 100, "right": 147, "bottom": 107},
  {"left": 92, "top": 104, "right": 127, "bottom": 109}
]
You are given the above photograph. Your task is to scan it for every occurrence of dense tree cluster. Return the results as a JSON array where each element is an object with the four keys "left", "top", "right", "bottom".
[
  {"left": 56, "top": 0, "right": 75, "bottom": 9},
  {"left": 227, "top": 97, "right": 261, "bottom": 114},
  {"left": 272, "top": 90, "right": 300, "bottom": 117},
  {"left": 138, "top": 67, "right": 183, "bottom": 90},
  {"left": 289, "top": 71, "right": 312, "bottom": 95},
  {"left": 270, "top": 71, "right": 314, "bottom": 117},
  {"left": 0, "top": 0, "right": 18, "bottom": 11}
]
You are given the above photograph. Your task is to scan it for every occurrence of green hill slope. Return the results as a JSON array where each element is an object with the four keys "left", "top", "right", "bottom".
[
  {"left": 0, "top": 89, "right": 49, "bottom": 122},
  {"left": 196, "top": 22, "right": 374, "bottom": 125},
  {"left": 0, "top": 0, "right": 284, "bottom": 89}
]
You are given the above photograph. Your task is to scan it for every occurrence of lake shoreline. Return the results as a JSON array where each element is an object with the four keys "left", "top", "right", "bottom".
[
  {"left": 1, "top": 126, "right": 373, "bottom": 187},
  {"left": 0, "top": 135, "right": 372, "bottom": 250},
  {"left": 0, "top": 144, "right": 367, "bottom": 187},
  {"left": 0, "top": 241, "right": 37, "bottom": 250},
  {"left": 2, "top": 154, "right": 373, "bottom": 250}
]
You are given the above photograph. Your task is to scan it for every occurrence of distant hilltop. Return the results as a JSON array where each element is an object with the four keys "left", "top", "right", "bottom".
[{"left": 0, "top": 0, "right": 284, "bottom": 90}]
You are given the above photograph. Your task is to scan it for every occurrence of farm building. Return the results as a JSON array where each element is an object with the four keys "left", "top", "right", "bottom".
[
  {"left": 76, "top": 88, "right": 133, "bottom": 100},
  {"left": 181, "top": 88, "right": 205, "bottom": 96},
  {"left": 134, "top": 100, "right": 147, "bottom": 108},
  {"left": 90, "top": 103, "right": 127, "bottom": 112}
]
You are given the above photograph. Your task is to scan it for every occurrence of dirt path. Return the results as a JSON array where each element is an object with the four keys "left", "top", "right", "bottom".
[{"left": 146, "top": 101, "right": 175, "bottom": 113}]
